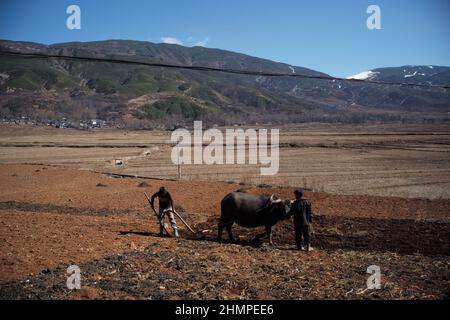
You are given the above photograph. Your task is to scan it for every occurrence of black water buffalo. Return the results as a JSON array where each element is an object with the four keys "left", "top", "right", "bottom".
[{"left": 218, "top": 192, "right": 292, "bottom": 245}]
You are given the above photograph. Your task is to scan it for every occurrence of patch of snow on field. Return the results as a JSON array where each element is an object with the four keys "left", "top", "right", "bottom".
[
  {"left": 288, "top": 66, "right": 295, "bottom": 74},
  {"left": 347, "top": 71, "right": 379, "bottom": 80}
]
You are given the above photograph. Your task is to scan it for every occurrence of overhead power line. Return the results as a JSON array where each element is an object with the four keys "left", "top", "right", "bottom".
[{"left": 1, "top": 50, "right": 449, "bottom": 90}]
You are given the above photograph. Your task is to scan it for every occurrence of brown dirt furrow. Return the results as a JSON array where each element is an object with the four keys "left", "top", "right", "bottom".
[{"left": 1, "top": 238, "right": 448, "bottom": 300}]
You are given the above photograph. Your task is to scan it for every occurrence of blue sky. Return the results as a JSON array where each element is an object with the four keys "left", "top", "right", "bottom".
[{"left": 0, "top": 0, "right": 449, "bottom": 77}]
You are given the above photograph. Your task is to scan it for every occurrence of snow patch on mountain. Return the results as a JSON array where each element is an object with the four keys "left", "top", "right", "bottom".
[
  {"left": 347, "top": 71, "right": 379, "bottom": 80},
  {"left": 0, "top": 72, "right": 9, "bottom": 85},
  {"left": 404, "top": 71, "right": 426, "bottom": 78},
  {"left": 404, "top": 71, "right": 418, "bottom": 78},
  {"left": 288, "top": 66, "right": 295, "bottom": 74}
]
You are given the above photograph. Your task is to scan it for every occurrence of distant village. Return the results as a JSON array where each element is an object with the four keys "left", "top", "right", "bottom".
[{"left": 0, "top": 116, "right": 110, "bottom": 129}]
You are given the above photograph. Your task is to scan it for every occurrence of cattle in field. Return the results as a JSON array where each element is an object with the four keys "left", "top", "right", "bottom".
[{"left": 218, "top": 191, "right": 291, "bottom": 245}]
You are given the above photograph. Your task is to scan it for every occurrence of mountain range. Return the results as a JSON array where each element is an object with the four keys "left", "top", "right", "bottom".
[{"left": 0, "top": 39, "right": 449, "bottom": 128}]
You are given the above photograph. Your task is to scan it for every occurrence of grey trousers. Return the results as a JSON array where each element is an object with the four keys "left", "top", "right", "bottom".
[
  {"left": 159, "top": 207, "right": 178, "bottom": 233},
  {"left": 295, "top": 224, "right": 311, "bottom": 248}
]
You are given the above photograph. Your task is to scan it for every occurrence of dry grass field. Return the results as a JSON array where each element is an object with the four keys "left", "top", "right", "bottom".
[
  {"left": 1, "top": 123, "right": 449, "bottom": 199},
  {"left": 0, "top": 124, "right": 449, "bottom": 300}
]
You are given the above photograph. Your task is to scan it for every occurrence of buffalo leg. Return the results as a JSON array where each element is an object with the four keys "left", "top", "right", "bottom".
[
  {"left": 226, "top": 223, "right": 235, "bottom": 242},
  {"left": 265, "top": 225, "right": 273, "bottom": 245},
  {"left": 218, "top": 221, "right": 225, "bottom": 242},
  {"left": 218, "top": 221, "right": 234, "bottom": 242}
]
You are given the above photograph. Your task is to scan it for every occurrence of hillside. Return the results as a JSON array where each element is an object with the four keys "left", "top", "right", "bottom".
[
  {"left": 0, "top": 39, "right": 449, "bottom": 128},
  {"left": 348, "top": 65, "right": 450, "bottom": 86}
]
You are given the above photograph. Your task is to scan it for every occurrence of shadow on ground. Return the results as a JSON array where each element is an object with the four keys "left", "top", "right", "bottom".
[{"left": 195, "top": 215, "right": 450, "bottom": 256}]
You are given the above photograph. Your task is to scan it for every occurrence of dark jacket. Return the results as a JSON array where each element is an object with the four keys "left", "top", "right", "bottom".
[
  {"left": 150, "top": 189, "right": 173, "bottom": 209},
  {"left": 291, "top": 198, "right": 313, "bottom": 226}
]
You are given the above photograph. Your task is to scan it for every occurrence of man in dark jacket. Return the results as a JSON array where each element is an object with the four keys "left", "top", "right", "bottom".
[
  {"left": 150, "top": 186, "right": 179, "bottom": 237},
  {"left": 290, "top": 189, "right": 313, "bottom": 251}
]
